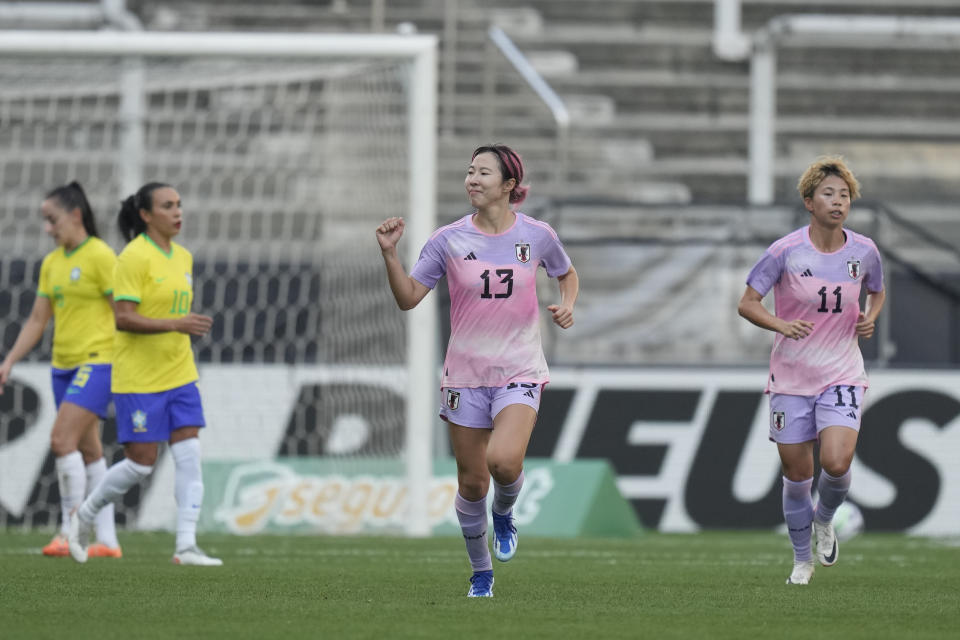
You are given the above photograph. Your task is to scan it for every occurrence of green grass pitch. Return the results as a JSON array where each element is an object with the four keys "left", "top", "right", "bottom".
[{"left": 1, "top": 531, "right": 958, "bottom": 639}]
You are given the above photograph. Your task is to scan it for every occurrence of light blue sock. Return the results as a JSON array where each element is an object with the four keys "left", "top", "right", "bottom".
[
  {"left": 455, "top": 492, "right": 492, "bottom": 572},
  {"left": 815, "top": 469, "right": 852, "bottom": 524},
  {"left": 492, "top": 470, "right": 524, "bottom": 516},
  {"left": 783, "top": 476, "right": 814, "bottom": 563}
]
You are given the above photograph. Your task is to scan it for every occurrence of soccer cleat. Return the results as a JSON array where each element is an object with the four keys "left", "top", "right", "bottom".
[
  {"left": 786, "top": 560, "right": 816, "bottom": 585},
  {"left": 87, "top": 543, "right": 123, "bottom": 559},
  {"left": 492, "top": 511, "right": 518, "bottom": 562},
  {"left": 66, "top": 509, "right": 90, "bottom": 564},
  {"left": 42, "top": 533, "right": 70, "bottom": 557},
  {"left": 814, "top": 519, "right": 838, "bottom": 567},
  {"left": 467, "top": 570, "right": 494, "bottom": 597},
  {"left": 172, "top": 546, "right": 223, "bottom": 566}
]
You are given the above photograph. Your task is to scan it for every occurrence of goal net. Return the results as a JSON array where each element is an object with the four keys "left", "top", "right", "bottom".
[{"left": 0, "top": 31, "right": 438, "bottom": 535}]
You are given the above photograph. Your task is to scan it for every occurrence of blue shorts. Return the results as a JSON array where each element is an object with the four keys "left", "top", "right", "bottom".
[
  {"left": 114, "top": 382, "right": 206, "bottom": 443},
  {"left": 769, "top": 385, "right": 866, "bottom": 444},
  {"left": 439, "top": 382, "right": 542, "bottom": 429},
  {"left": 51, "top": 364, "right": 112, "bottom": 419}
]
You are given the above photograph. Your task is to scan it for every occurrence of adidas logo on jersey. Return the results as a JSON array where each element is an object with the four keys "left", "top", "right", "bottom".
[
  {"left": 847, "top": 411, "right": 857, "bottom": 419},
  {"left": 800, "top": 269, "right": 813, "bottom": 277},
  {"left": 464, "top": 252, "right": 477, "bottom": 260},
  {"left": 523, "top": 390, "right": 535, "bottom": 399}
]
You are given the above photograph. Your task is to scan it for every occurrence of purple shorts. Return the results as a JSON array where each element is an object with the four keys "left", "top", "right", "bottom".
[
  {"left": 114, "top": 382, "right": 205, "bottom": 443},
  {"left": 769, "top": 385, "right": 866, "bottom": 444},
  {"left": 51, "top": 364, "right": 112, "bottom": 419},
  {"left": 439, "top": 382, "right": 543, "bottom": 429}
]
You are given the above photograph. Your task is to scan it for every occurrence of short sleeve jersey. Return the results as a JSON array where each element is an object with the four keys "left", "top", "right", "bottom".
[
  {"left": 410, "top": 212, "right": 572, "bottom": 388},
  {"left": 111, "top": 233, "right": 199, "bottom": 394},
  {"left": 746, "top": 225, "right": 884, "bottom": 396},
  {"left": 37, "top": 237, "right": 116, "bottom": 370}
]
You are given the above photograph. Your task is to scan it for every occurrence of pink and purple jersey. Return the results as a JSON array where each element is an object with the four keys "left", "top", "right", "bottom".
[
  {"left": 411, "top": 212, "right": 572, "bottom": 388},
  {"left": 746, "top": 225, "right": 884, "bottom": 396}
]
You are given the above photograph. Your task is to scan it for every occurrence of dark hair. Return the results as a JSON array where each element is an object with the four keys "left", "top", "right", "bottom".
[
  {"left": 118, "top": 182, "right": 171, "bottom": 241},
  {"left": 46, "top": 181, "right": 99, "bottom": 237},
  {"left": 471, "top": 143, "right": 529, "bottom": 205}
]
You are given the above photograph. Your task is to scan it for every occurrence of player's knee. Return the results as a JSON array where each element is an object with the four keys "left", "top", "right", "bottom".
[
  {"left": 124, "top": 444, "right": 159, "bottom": 467},
  {"left": 457, "top": 473, "right": 488, "bottom": 501},
  {"left": 820, "top": 456, "right": 852, "bottom": 478},
  {"left": 487, "top": 458, "right": 521, "bottom": 485},
  {"left": 49, "top": 431, "right": 74, "bottom": 457}
]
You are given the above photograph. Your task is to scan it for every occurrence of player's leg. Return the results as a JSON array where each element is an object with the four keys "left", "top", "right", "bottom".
[
  {"left": 69, "top": 391, "right": 160, "bottom": 563},
  {"left": 779, "top": 443, "right": 816, "bottom": 584},
  {"left": 70, "top": 364, "right": 122, "bottom": 557},
  {"left": 811, "top": 386, "right": 863, "bottom": 567},
  {"left": 449, "top": 421, "right": 494, "bottom": 596},
  {"left": 441, "top": 386, "right": 497, "bottom": 596},
  {"left": 813, "top": 426, "right": 856, "bottom": 568},
  {"left": 48, "top": 403, "right": 97, "bottom": 557},
  {"left": 771, "top": 393, "right": 817, "bottom": 584},
  {"left": 43, "top": 368, "right": 83, "bottom": 556},
  {"left": 487, "top": 385, "right": 539, "bottom": 562},
  {"left": 69, "top": 440, "right": 156, "bottom": 563},
  {"left": 77, "top": 426, "right": 121, "bottom": 557},
  {"left": 168, "top": 383, "right": 221, "bottom": 566}
]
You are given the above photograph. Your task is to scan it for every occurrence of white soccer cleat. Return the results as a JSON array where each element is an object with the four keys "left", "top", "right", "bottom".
[
  {"left": 814, "top": 519, "right": 838, "bottom": 567},
  {"left": 66, "top": 509, "right": 90, "bottom": 564},
  {"left": 173, "top": 546, "right": 223, "bottom": 566},
  {"left": 786, "top": 560, "right": 815, "bottom": 585}
]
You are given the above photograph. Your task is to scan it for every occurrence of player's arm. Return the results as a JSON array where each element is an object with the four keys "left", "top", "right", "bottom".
[
  {"left": 114, "top": 300, "right": 212, "bottom": 337},
  {"left": 737, "top": 285, "right": 813, "bottom": 340},
  {"left": 548, "top": 265, "right": 578, "bottom": 329},
  {"left": 855, "top": 289, "right": 886, "bottom": 339},
  {"left": 0, "top": 296, "right": 53, "bottom": 393},
  {"left": 376, "top": 216, "right": 430, "bottom": 311}
]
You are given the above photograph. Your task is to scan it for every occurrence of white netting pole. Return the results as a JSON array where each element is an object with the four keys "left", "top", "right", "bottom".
[{"left": 404, "top": 43, "right": 438, "bottom": 537}]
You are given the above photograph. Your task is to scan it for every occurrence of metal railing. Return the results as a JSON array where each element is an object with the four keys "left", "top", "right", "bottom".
[{"left": 483, "top": 25, "right": 570, "bottom": 189}]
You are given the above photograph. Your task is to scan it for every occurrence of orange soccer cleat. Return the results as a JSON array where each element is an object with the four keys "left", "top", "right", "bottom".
[
  {"left": 42, "top": 533, "right": 70, "bottom": 557},
  {"left": 87, "top": 542, "right": 123, "bottom": 559}
]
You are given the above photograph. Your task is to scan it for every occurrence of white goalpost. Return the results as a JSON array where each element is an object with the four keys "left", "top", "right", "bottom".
[{"left": 0, "top": 30, "right": 438, "bottom": 536}]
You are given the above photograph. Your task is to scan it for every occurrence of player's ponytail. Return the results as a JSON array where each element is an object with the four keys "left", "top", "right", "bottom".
[
  {"left": 45, "top": 181, "right": 100, "bottom": 238},
  {"left": 118, "top": 182, "right": 170, "bottom": 242}
]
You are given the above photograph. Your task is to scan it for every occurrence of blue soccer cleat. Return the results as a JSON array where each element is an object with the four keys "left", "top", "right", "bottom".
[
  {"left": 492, "top": 511, "right": 518, "bottom": 562},
  {"left": 467, "top": 570, "right": 494, "bottom": 597}
]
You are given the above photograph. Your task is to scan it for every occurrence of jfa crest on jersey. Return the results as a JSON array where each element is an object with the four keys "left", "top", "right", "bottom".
[
  {"left": 847, "top": 259, "right": 861, "bottom": 279},
  {"left": 746, "top": 225, "right": 884, "bottom": 396},
  {"left": 515, "top": 242, "right": 531, "bottom": 263},
  {"left": 410, "top": 212, "right": 572, "bottom": 388}
]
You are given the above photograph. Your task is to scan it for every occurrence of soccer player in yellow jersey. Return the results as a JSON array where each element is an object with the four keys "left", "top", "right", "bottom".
[
  {"left": 68, "top": 182, "right": 222, "bottom": 566},
  {"left": 0, "top": 182, "right": 121, "bottom": 558}
]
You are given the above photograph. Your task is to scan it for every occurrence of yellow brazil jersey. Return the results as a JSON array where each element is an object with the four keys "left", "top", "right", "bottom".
[
  {"left": 112, "top": 233, "right": 199, "bottom": 394},
  {"left": 36, "top": 236, "right": 116, "bottom": 370}
]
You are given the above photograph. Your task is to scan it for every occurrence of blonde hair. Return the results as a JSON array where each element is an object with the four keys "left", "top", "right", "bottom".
[{"left": 796, "top": 155, "right": 861, "bottom": 201}]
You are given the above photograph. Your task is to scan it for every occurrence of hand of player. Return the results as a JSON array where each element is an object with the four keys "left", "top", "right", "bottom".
[
  {"left": 376, "top": 217, "right": 405, "bottom": 252},
  {"left": 855, "top": 312, "right": 875, "bottom": 339},
  {"left": 548, "top": 304, "right": 574, "bottom": 329},
  {"left": 175, "top": 313, "right": 214, "bottom": 336},
  {"left": 0, "top": 360, "right": 11, "bottom": 395},
  {"left": 780, "top": 319, "right": 814, "bottom": 340}
]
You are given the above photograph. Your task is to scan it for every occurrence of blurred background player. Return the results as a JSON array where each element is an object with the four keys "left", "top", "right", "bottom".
[
  {"left": 68, "top": 182, "right": 221, "bottom": 566},
  {"left": 376, "top": 143, "right": 579, "bottom": 597},
  {"left": 738, "top": 156, "right": 885, "bottom": 585},
  {"left": 0, "top": 182, "right": 121, "bottom": 558}
]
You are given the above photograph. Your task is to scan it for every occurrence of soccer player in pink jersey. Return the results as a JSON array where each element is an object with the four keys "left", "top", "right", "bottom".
[
  {"left": 738, "top": 156, "right": 885, "bottom": 585},
  {"left": 376, "top": 143, "right": 579, "bottom": 597}
]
